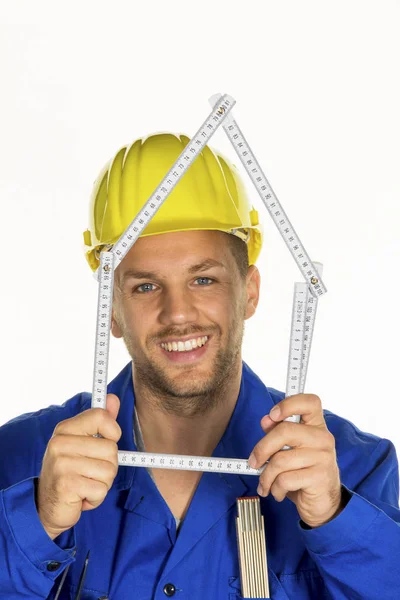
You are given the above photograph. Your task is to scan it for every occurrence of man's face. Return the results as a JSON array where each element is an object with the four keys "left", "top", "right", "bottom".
[{"left": 111, "top": 230, "right": 260, "bottom": 416}]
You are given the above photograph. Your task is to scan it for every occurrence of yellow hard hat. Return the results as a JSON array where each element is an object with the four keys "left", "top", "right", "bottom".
[{"left": 82, "top": 132, "right": 263, "bottom": 272}]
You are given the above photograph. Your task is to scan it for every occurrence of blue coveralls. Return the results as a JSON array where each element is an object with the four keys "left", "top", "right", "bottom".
[{"left": 0, "top": 360, "right": 399, "bottom": 599}]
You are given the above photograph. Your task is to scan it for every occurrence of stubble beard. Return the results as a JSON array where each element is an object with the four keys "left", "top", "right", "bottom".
[{"left": 117, "top": 312, "right": 246, "bottom": 418}]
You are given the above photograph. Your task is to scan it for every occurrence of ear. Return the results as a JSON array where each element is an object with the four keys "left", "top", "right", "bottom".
[
  {"left": 111, "top": 307, "right": 123, "bottom": 339},
  {"left": 244, "top": 265, "right": 260, "bottom": 320}
]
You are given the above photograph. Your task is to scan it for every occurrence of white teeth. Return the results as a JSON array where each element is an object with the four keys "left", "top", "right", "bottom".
[{"left": 161, "top": 336, "right": 209, "bottom": 352}]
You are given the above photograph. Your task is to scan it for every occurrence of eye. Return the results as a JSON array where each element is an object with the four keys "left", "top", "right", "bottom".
[
  {"left": 135, "top": 283, "right": 157, "bottom": 294},
  {"left": 194, "top": 277, "right": 214, "bottom": 286}
]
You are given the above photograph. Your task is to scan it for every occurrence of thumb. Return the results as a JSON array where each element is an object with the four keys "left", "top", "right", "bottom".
[{"left": 106, "top": 393, "right": 120, "bottom": 421}]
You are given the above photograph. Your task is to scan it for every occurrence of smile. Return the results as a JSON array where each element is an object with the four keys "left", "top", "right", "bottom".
[
  {"left": 160, "top": 336, "right": 209, "bottom": 353},
  {"left": 159, "top": 336, "right": 211, "bottom": 364}
]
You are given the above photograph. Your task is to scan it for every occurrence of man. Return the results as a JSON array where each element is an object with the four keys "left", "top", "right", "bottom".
[{"left": 0, "top": 132, "right": 399, "bottom": 599}]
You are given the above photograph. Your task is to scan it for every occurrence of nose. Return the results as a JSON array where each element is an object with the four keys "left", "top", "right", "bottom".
[{"left": 158, "top": 285, "right": 199, "bottom": 326}]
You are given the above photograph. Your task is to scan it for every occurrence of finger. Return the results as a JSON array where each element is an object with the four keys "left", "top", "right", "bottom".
[
  {"left": 48, "top": 435, "right": 119, "bottom": 466},
  {"left": 258, "top": 448, "right": 327, "bottom": 497},
  {"left": 269, "top": 465, "right": 324, "bottom": 502},
  {"left": 260, "top": 415, "right": 279, "bottom": 431},
  {"left": 269, "top": 394, "right": 326, "bottom": 427},
  {"left": 54, "top": 455, "right": 118, "bottom": 492},
  {"left": 249, "top": 421, "right": 331, "bottom": 468},
  {"left": 71, "top": 474, "right": 110, "bottom": 510},
  {"left": 53, "top": 407, "right": 122, "bottom": 442}
]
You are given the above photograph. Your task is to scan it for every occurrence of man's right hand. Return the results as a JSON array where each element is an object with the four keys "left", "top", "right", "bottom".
[{"left": 36, "top": 394, "right": 121, "bottom": 540}]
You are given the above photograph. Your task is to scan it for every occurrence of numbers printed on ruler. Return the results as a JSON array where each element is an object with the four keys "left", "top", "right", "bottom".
[
  {"left": 208, "top": 94, "right": 327, "bottom": 299},
  {"left": 300, "top": 262, "right": 323, "bottom": 392},
  {"left": 282, "top": 262, "right": 323, "bottom": 439},
  {"left": 91, "top": 95, "right": 236, "bottom": 412},
  {"left": 94, "top": 95, "right": 236, "bottom": 280},
  {"left": 118, "top": 450, "right": 267, "bottom": 476}
]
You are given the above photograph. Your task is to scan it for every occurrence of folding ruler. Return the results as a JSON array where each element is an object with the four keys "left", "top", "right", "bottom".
[{"left": 90, "top": 93, "right": 327, "bottom": 475}]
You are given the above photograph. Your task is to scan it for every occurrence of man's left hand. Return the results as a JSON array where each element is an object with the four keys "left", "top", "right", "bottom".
[{"left": 247, "top": 394, "right": 343, "bottom": 528}]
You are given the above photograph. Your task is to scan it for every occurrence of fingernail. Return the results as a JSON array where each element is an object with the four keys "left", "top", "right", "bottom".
[
  {"left": 257, "top": 483, "right": 264, "bottom": 496},
  {"left": 270, "top": 405, "right": 280, "bottom": 420},
  {"left": 248, "top": 453, "right": 257, "bottom": 469}
]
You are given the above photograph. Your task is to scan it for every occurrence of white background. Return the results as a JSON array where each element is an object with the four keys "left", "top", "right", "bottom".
[{"left": 1, "top": 2, "right": 399, "bottom": 459}]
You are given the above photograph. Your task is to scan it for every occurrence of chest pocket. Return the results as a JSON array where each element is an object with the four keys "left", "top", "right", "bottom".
[
  {"left": 66, "top": 585, "right": 109, "bottom": 600},
  {"left": 228, "top": 571, "right": 287, "bottom": 599},
  {"left": 278, "top": 570, "right": 330, "bottom": 599},
  {"left": 228, "top": 568, "right": 328, "bottom": 599}
]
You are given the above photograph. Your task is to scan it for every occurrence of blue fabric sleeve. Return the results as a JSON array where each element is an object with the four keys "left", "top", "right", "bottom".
[
  {"left": 299, "top": 438, "right": 400, "bottom": 599},
  {"left": 0, "top": 476, "right": 77, "bottom": 598}
]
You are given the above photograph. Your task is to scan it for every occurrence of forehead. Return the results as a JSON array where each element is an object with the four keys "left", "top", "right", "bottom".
[{"left": 117, "top": 230, "right": 232, "bottom": 284}]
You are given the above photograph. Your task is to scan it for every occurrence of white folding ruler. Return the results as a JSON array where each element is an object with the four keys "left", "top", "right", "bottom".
[
  {"left": 90, "top": 93, "right": 326, "bottom": 476},
  {"left": 208, "top": 93, "right": 326, "bottom": 300},
  {"left": 281, "top": 262, "right": 323, "bottom": 450}
]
